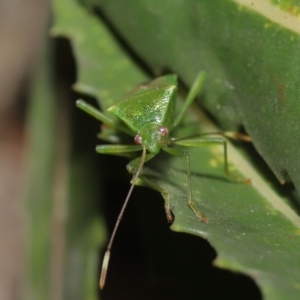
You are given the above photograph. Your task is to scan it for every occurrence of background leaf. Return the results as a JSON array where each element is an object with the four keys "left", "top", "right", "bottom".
[{"left": 24, "top": 39, "right": 57, "bottom": 300}]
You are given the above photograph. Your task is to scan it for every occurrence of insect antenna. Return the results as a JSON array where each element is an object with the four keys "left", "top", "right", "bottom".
[{"left": 99, "top": 146, "right": 147, "bottom": 289}]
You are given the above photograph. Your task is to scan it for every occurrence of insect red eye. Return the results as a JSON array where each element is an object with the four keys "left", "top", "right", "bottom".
[
  {"left": 158, "top": 126, "right": 168, "bottom": 137},
  {"left": 134, "top": 134, "right": 142, "bottom": 145}
]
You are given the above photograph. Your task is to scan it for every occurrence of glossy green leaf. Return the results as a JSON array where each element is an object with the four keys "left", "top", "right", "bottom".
[
  {"left": 52, "top": 0, "right": 300, "bottom": 299},
  {"left": 93, "top": 0, "right": 300, "bottom": 192}
]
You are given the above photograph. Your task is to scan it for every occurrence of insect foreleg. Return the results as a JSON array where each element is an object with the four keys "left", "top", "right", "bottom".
[
  {"left": 136, "top": 176, "right": 174, "bottom": 222},
  {"left": 96, "top": 144, "right": 142, "bottom": 158},
  {"left": 126, "top": 153, "right": 155, "bottom": 179}
]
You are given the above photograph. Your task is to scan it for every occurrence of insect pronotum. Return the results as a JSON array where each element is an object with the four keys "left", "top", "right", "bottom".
[{"left": 76, "top": 72, "right": 250, "bottom": 289}]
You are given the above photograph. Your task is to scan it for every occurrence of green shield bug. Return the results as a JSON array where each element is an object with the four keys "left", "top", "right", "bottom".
[{"left": 76, "top": 72, "right": 250, "bottom": 289}]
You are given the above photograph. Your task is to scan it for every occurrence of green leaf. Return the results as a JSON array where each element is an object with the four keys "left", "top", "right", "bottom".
[
  {"left": 51, "top": 0, "right": 147, "bottom": 111},
  {"left": 94, "top": 0, "right": 300, "bottom": 193},
  {"left": 24, "top": 40, "right": 56, "bottom": 300},
  {"left": 24, "top": 36, "right": 104, "bottom": 300},
  {"left": 52, "top": 0, "right": 300, "bottom": 299}
]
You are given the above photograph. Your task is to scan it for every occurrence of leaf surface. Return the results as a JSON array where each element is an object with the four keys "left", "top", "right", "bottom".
[{"left": 52, "top": 0, "right": 300, "bottom": 299}]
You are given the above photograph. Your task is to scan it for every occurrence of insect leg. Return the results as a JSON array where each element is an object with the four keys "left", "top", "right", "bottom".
[
  {"left": 162, "top": 146, "right": 207, "bottom": 222},
  {"left": 134, "top": 175, "right": 174, "bottom": 222},
  {"left": 172, "top": 71, "right": 206, "bottom": 129},
  {"left": 76, "top": 99, "right": 133, "bottom": 135},
  {"left": 126, "top": 153, "right": 177, "bottom": 221},
  {"left": 172, "top": 137, "right": 250, "bottom": 183},
  {"left": 126, "top": 153, "right": 156, "bottom": 179},
  {"left": 96, "top": 144, "right": 142, "bottom": 158}
]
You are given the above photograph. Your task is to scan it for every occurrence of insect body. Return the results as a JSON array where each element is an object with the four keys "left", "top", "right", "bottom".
[{"left": 76, "top": 72, "right": 250, "bottom": 289}]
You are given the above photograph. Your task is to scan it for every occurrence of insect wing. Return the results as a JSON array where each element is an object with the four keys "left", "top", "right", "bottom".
[{"left": 108, "top": 75, "right": 177, "bottom": 133}]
